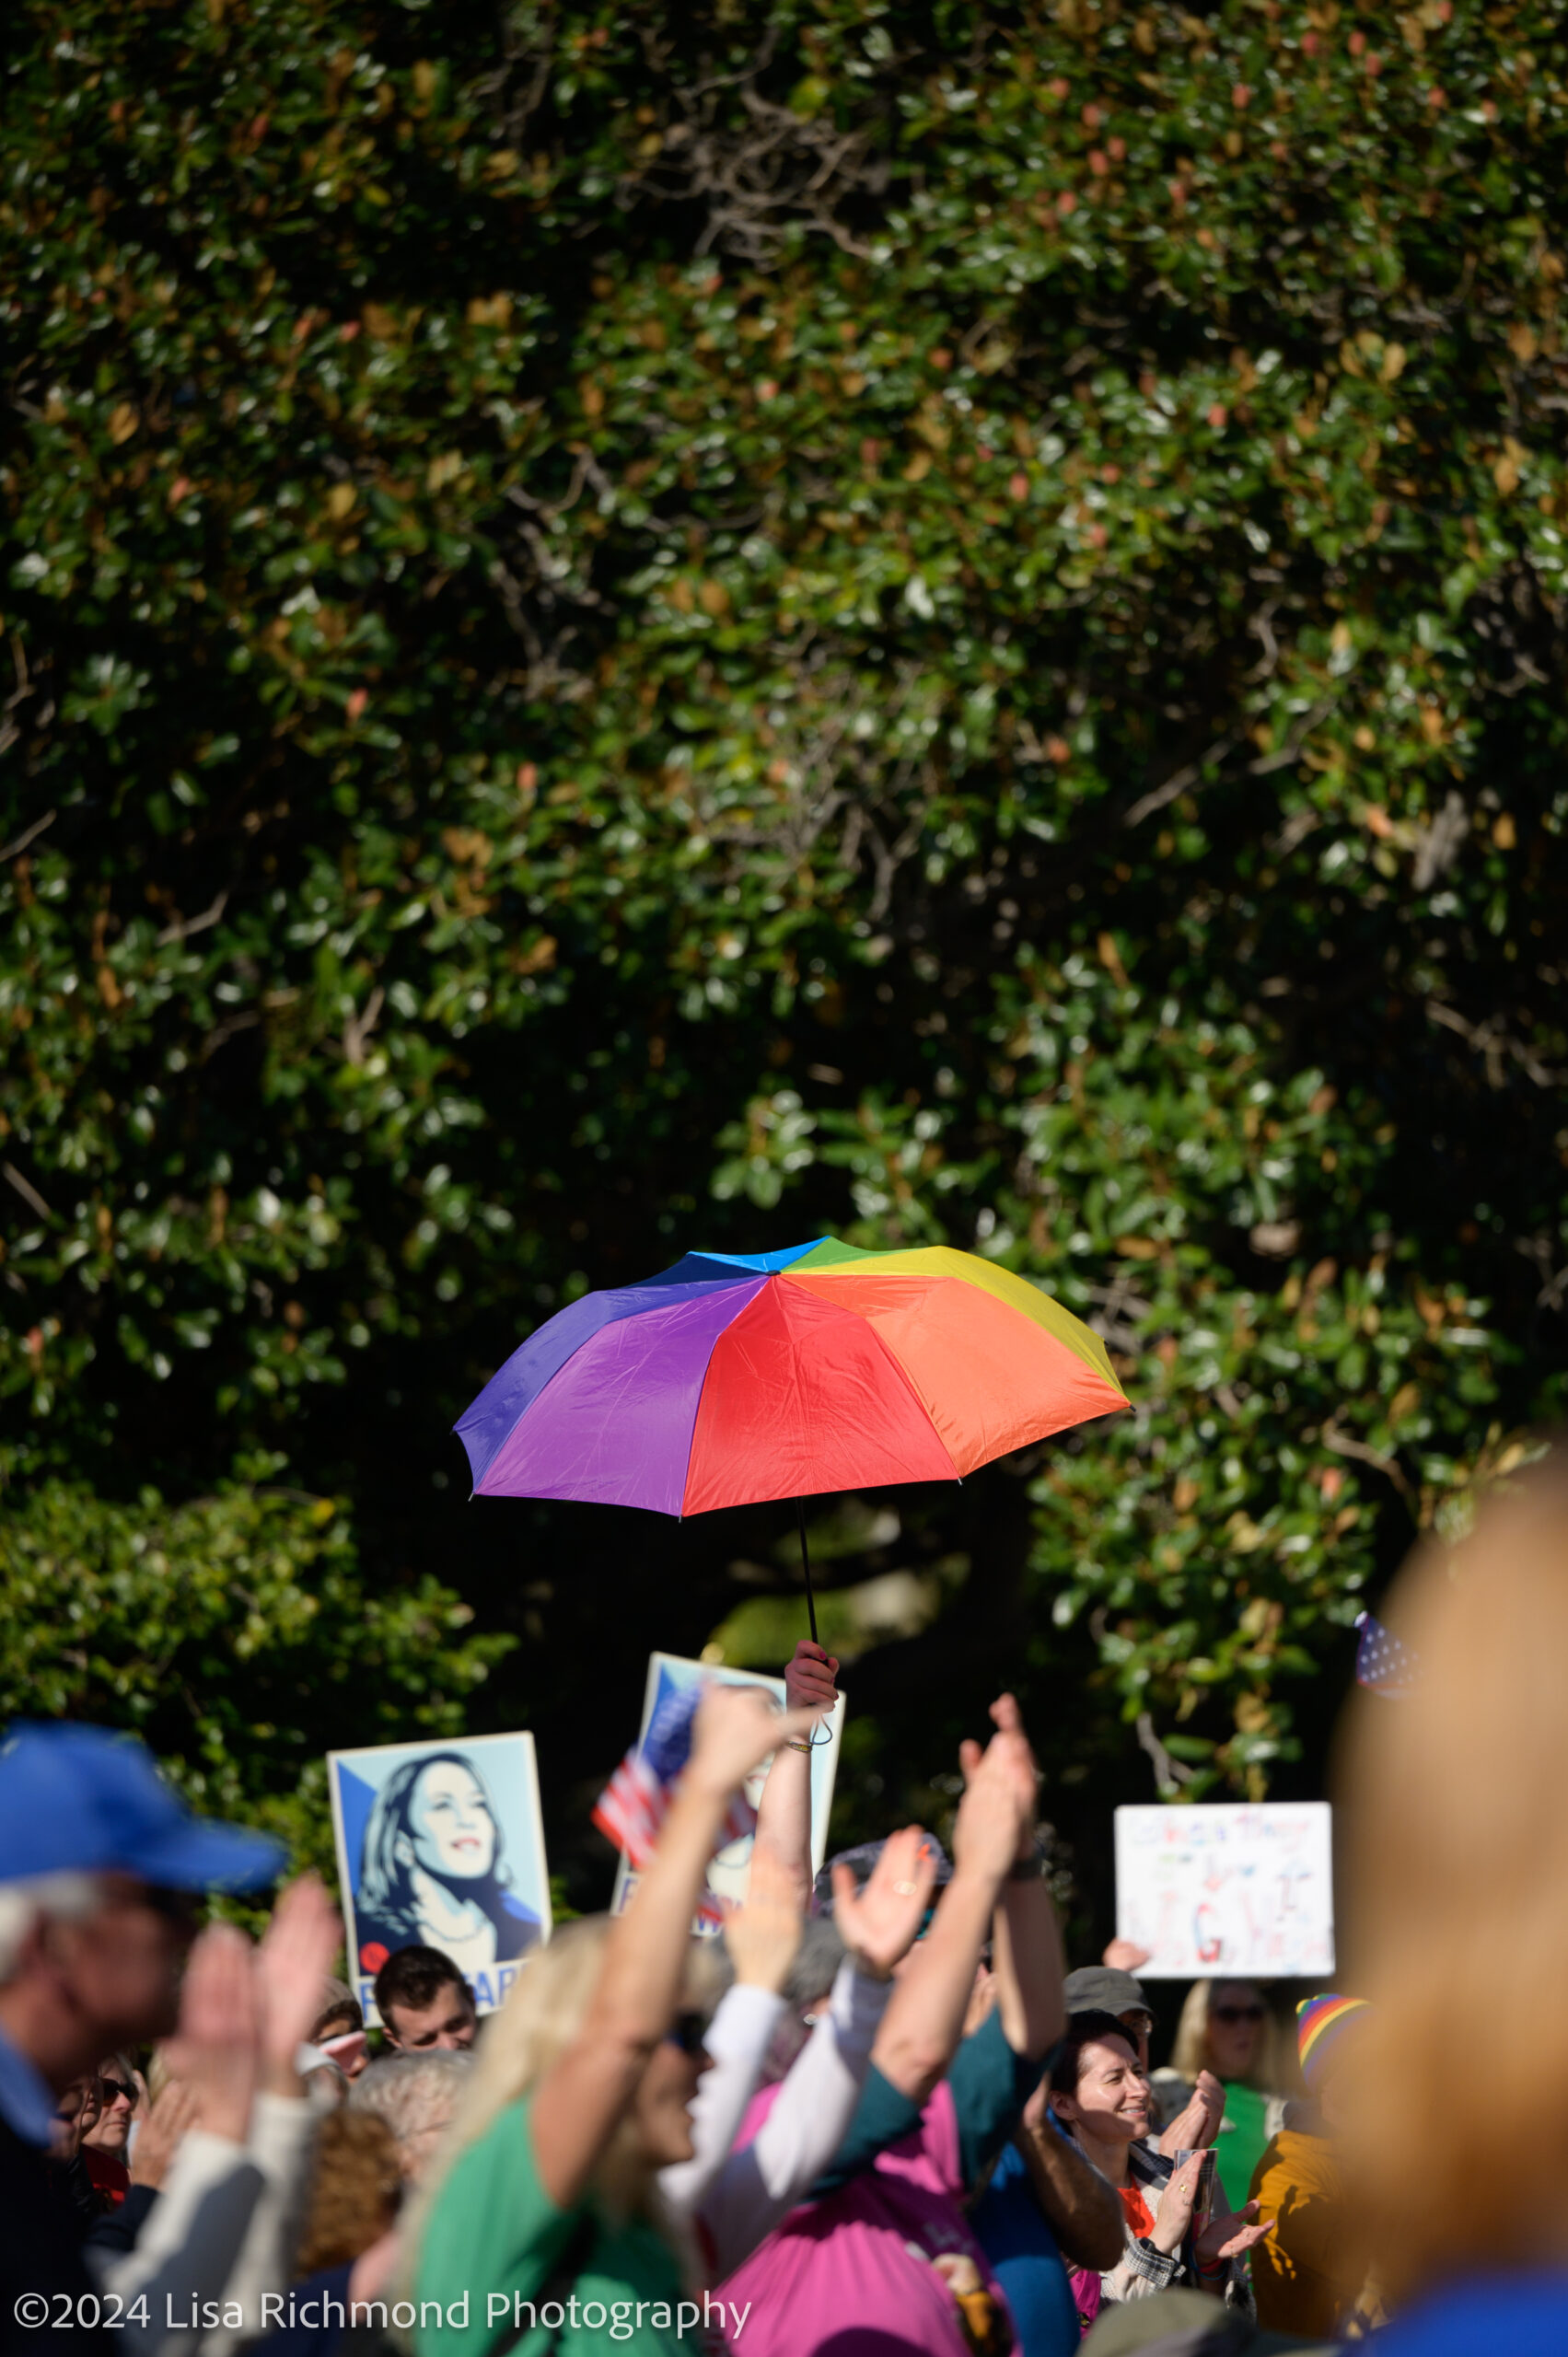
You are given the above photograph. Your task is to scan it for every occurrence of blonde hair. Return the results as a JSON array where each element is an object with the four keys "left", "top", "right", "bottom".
[
  {"left": 1168, "top": 1978, "right": 1291, "bottom": 2092},
  {"left": 1339, "top": 1457, "right": 1568, "bottom": 2301},
  {"left": 404, "top": 1916, "right": 716, "bottom": 2293}
]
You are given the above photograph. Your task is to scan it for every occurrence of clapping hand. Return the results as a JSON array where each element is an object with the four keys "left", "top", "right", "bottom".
[
  {"left": 1158, "top": 2067, "right": 1225, "bottom": 2158},
  {"left": 953, "top": 1694, "right": 1038, "bottom": 1880},
  {"left": 130, "top": 2079, "right": 199, "bottom": 2189},
  {"left": 961, "top": 1694, "right": 1039, "bottom": 1864},
  {"left": 256, "top": 1875, "right": 345, "bottom": 2095},
  {"left": 160, "top": 1923, "right": 260, "bottom": 2146},
  {"left": 832, "top": 1825, "right": 938, "bottom": 1980}
]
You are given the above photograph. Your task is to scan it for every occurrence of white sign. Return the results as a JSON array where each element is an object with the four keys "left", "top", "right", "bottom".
[
  {"left": 1114, "top": 1802, "right": 1334, "bottom": 1979},
  {"left": 610, "top": 1651, "right": 843, "bottom": 1930}
]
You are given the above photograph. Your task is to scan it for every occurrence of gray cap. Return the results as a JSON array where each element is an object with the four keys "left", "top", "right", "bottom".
[{"left": 1064, "top": 1964, "right": 1152, "bottom": 2018}]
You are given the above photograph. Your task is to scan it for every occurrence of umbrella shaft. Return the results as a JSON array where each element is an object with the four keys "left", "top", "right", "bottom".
[{"left": 796, "top": 1499, "right": 819, "bottom": 1647}]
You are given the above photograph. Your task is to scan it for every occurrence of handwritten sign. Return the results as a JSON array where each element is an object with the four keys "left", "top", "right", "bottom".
[{"left": 1114, "top": 1802, "right": 1334, "bottom": 1979}]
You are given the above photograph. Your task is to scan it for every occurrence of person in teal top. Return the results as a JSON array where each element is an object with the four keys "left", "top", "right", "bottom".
[
  {"left": 1167, "top": 1979, "right": 1285, "bottom": 2214},
  {"left": 408, "top": 1682, "right": 818, "bottom": 2357}
]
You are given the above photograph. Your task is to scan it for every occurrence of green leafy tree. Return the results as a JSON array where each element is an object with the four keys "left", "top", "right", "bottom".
[
  {"left": 5, "top": 0, "right": 1567, "bottom": 1914},
  {"left": 0, "top": 1469, "right": 508, "bottom": 1867}
]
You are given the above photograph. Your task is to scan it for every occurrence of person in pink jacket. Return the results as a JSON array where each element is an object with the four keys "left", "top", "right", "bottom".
[{"left": 718, "top": 1692, "right": 1065, "bottom": 2357}]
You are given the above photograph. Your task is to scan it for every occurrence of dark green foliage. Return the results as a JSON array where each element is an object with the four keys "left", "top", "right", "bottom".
[
  {"left": 4, "top": 0, "right": 1566, "bottom": 1911},
  {"left": 0, "top": 1469, "right": 507, "bottom": 1865}
]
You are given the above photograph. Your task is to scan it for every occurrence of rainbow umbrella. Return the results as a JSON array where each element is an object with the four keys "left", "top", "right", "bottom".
[{"left": 456, "top": 1237, "right": 1127, "bottom": 1637}]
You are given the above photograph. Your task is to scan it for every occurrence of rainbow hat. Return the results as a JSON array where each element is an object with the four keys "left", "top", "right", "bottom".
[{"left": 1296, "top": 1992, "right": 1370, "bottom": 2092}]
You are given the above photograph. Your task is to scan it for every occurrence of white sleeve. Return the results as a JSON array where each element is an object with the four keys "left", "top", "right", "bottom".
[
  {"left": 700, "top": 1957, "right": 892, "bottom": 2279},
  {"left": 659, "top": 1981, "right": 786, "bottom": 2223},
  {"left": 88, "top": 2131, "right": 265, "bottom": 2355},
  {"left": 199, "top": 2093, "right": 319, "bottom": 2351}
]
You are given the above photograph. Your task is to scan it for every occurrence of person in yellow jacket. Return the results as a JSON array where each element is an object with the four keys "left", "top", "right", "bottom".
[{"left": 1249, "top": 1994, "right": 1378, "bottom": 2339}]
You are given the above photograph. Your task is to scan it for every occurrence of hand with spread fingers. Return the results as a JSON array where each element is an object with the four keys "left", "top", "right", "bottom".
[
  {"left": 832, "top": 1826, "right": 937, "bottom": 1980},
  {"left": 1195, "top": 2196, "right": 1274, "bottom": 2270}
]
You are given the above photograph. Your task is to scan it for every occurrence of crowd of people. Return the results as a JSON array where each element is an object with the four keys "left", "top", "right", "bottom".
[{"left": 5, "top": 1460, "right": 1568, "bottom": 2355}]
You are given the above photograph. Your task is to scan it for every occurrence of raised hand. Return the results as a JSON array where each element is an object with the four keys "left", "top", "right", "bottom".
[
  {"left": 130, "top": 2077, "right": 199, "bottom": 2189},
  {"left": 1158, "top": 2067, "right": 1225, "bottom": 2158},
  {"left": 689, "top": 1681, "right": 817, "bottom": 1798},
  {"left": 255, "top": 1874, "right": 344, "bottom": 2093},
  {"left": 954, "top": 1695, "right": 1038, "bottom": 1879},
  {"left": 832, "top": 1825, "right": 938, "bottom": 1978},
  {"left": 952, "top": 1730, "right": 1031, "bottom": 1885},
  {"left": 725, "top": 1841, "right": 804, "bottom": 1993},
  {"left": 981, "top": 1693, "right": 1040, "bottom": 1864},
  {"left": 784, "top": 1639, "right": 840, "bottom": 1725},
  {"left": 1103, "top": 1937, "right": 1153, "bottom": 1972},
  {"left": 161, "top": 1922, "right": 261, "bottom": 2146}
]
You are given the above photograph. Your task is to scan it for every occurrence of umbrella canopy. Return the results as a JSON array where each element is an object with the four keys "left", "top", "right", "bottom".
[{"left": 456, "top": 1237, "right": 1127, "bottom": 1516}]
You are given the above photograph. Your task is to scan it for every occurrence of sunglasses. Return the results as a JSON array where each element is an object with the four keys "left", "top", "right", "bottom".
[
  {"left": 1213, "top": 2004, "right": 1266, "bottom": 2025},
  {"left": 663, "top": 2010, "right": 707, "bottom": 2058},
  {"left": 99, "top": 2079, "right": 135, "bottom": 2106}
]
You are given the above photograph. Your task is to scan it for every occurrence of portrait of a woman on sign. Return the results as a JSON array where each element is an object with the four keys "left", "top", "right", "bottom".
[{"left": 344, "top": 1745, "right": 545, "bottom": 1981}]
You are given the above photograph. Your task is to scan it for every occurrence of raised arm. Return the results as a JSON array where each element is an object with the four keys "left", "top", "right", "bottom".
[
  {"left": 1015, "top": 2082, "right": 1124, "bottom": 2273},
  {"left": 981, "top": 1695, "right": 1065, "bottom": 2062},
  {"left": 206, "top": 1875, "right": 343, "bottom": 2351},
  {"left": 531, "top": 1684, "right": 815, "bottom": 2212},
  {"left": 658, "top": 1841, "right": 803, "bottom": 2219},
  {"left": 699, "top": 1825, "right": 936, "bottom": 2275},
  {"left": 870, "top": 1724, "right": 1028, "bottom": 2104},
  {"left": 749, "top": 1639, "right": 839, "bottom": 1911}
]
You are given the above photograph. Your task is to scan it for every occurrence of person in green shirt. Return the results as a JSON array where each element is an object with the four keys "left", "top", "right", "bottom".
[
  {"left": 1165, "top": 1979, "right": 1288, "bottom": 2215},
  {"left": 405, "top": 1681, "right": 817, "bottom": 2357}
]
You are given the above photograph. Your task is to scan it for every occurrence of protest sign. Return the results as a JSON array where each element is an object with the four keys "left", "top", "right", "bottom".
[
  {"left": 1114, "top": 1801, "right": 1335, "bottom": 1979},
  {"left": 610, "top": 1652, "right": 843, "bottom": 1927},
  {"left": 328, "top": 1730, "right": 551, "bottom": 2026}
]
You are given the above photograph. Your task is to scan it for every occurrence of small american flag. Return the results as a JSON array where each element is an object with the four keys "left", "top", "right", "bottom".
[
  {"left": 593, "top": 1678, "right": 756, "bottom": 1897},
  {"left": 1355, "top": 1610, "right": 1420, "bottom": 1697}
]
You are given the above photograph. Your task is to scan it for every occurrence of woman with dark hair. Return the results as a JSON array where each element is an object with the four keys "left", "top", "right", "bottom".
[
  {"left": 354, "top": 1750, "right": 541, "bottom": 1978},
  {"left": 1048, "top": 2010, "right": 1269, "bottom": 2328}
]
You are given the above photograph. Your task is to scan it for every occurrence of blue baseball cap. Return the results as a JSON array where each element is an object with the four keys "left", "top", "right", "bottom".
[{"left": 0, "top": 1724, "right": 285, "bottom": 1893}]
